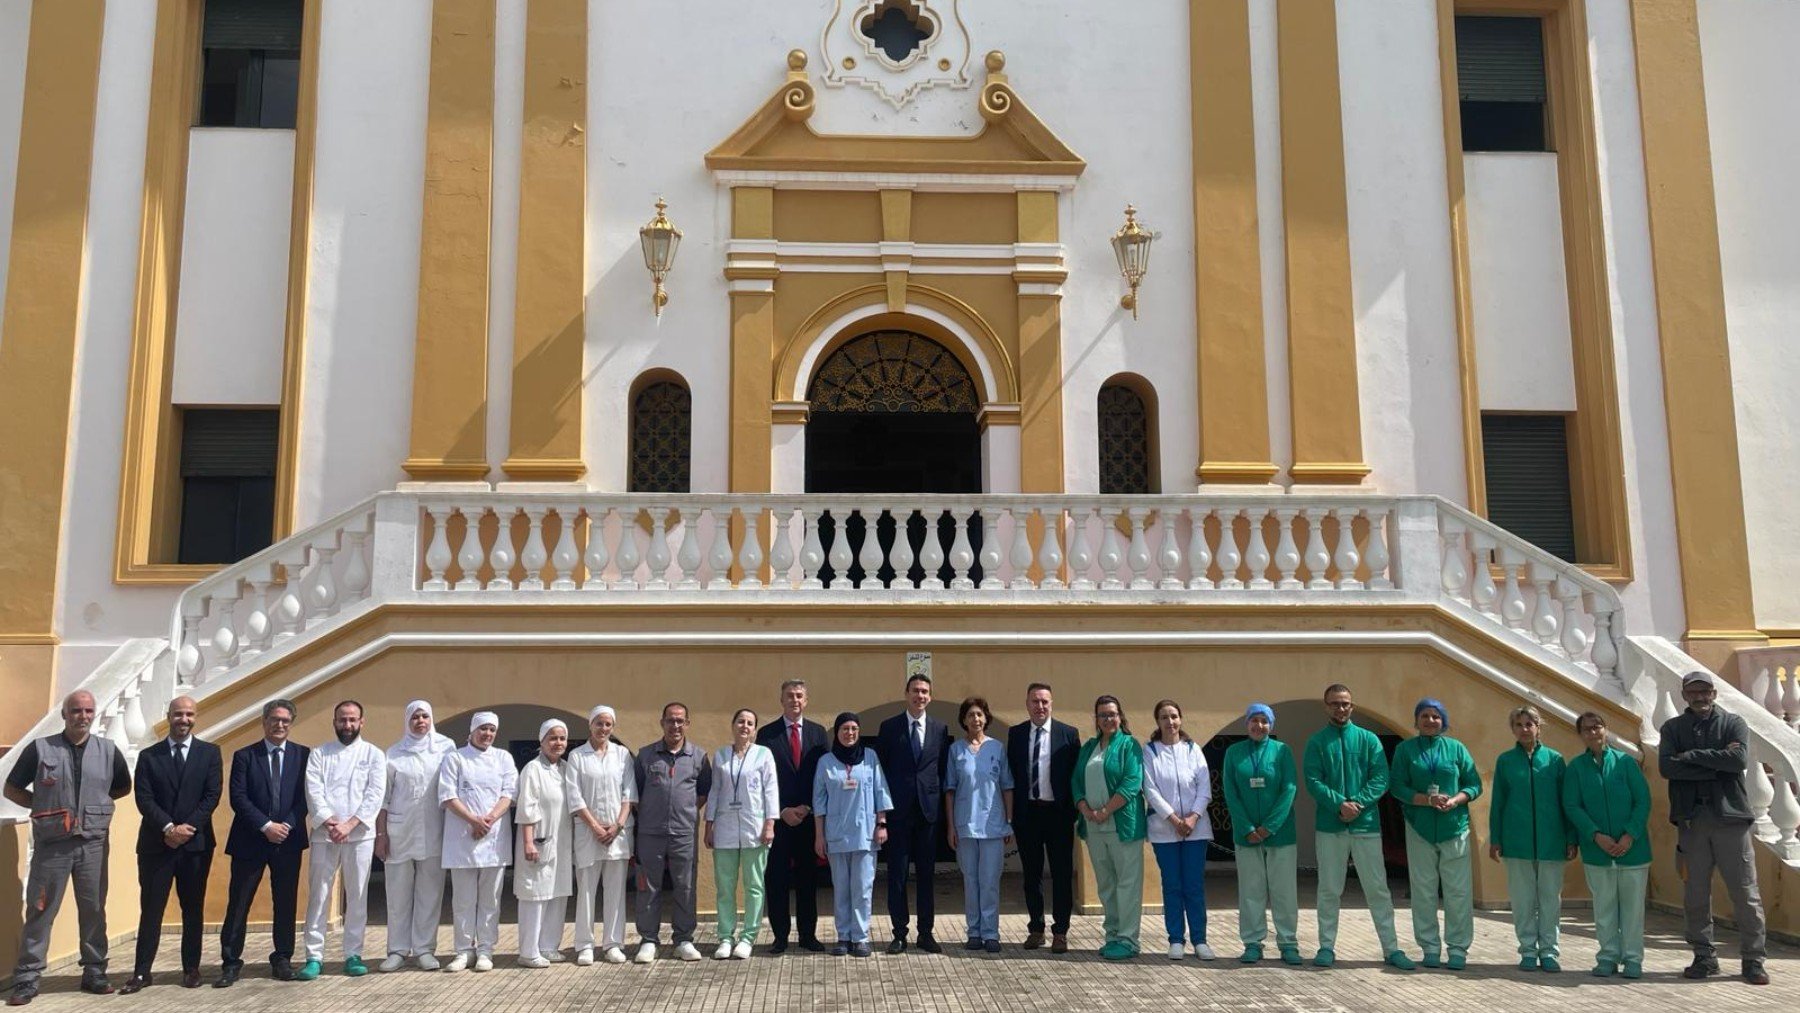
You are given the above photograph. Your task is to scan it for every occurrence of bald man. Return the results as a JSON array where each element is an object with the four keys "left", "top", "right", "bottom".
[
  {"left": 4, "top": 691, "right": 133, "bottom": 1005},
  {"left": 121, "top": 696, "right": 222, "bottom": 994}
]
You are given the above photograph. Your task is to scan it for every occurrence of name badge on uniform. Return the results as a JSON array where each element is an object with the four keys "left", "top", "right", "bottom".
[
  {"left": 728, "top": 800, "right": 742, "bottom": 809},
  {"left": 842, "top": 778, "right": 858, "bottom": 790},
  {"left": 1248, "top": 777, "right": 1266, "bottom": 789},
  {"left": 1427, "top": 783, "right": 1441, "bottom": 796}
]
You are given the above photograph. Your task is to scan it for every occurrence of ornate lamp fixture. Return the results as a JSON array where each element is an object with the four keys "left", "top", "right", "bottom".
[
  {"left": 1111, "top": 204, "right": 1153, "bottom": 319},
  {"left": 639, "top": 197, "right": 682, "bottom": 316}
]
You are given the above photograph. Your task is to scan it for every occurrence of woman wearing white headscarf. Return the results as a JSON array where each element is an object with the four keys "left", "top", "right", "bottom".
[
  {"left": 437, "top": 711, "right": 516, "bottom": 972},
  {"left": 514, "top": 719, "right": 574, "bottom": 967},
  {"left": 567, "top": 705, "right": 636, "bottom": 964},
  {"left": 375, "top": 700, "right": 456, "bottom": 971}
]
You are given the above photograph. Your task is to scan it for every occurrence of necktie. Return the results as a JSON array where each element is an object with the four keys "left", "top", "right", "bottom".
[
  {"left": 911, "top": 719, "right": 923, "bottom": 761},
  {"left": 173, "top": 741, "right": 186, "bottom": 777},
  {"left": 270, "top": 747, "right": 284, "bottom": 811},
  {"left": 1032, "top": 727, "right": 1044, "bottom": 800},
  {"left": 789, "top": 723, "right": 801, "bottom": 767}
]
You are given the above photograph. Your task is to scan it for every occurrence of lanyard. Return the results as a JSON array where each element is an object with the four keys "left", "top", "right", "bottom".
[
  {"left": 1248, "top": 739, "right": 1269, "bottom": 781},
  {"left": 1421, "top": 737, "right": 1443, "bottom": 783},
  {"left": 728, "top": 747, "right": 749, "bottom": 809}
]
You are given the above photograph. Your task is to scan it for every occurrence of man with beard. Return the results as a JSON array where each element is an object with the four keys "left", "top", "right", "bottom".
[{"left": 296, "top": 700, "right": 386, "bottom": 980}]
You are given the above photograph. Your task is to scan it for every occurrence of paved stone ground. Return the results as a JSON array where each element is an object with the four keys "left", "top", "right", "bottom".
[{"left": 14, "top": 875, "right": 1793, "bottom": 1012}]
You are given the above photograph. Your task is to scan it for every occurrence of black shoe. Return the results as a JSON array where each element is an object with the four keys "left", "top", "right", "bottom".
[
  {"left": 850, "top": 942, "right": 872, "bottom": 958},
  {"left": 1683, "top": 956, "right": 1720, "bottom": 979},
  {"left": 964, "top": 938, "right": 983, "bottom": 951},
  {"left": 886, "top": 937, "right": 908, "bottom": 955},
  {"left": 182, "top": 970, "right": 203, "bottom": 989},
  {"left": 6, "top": 983, "right": 37, "bottom": 1007},
  {"left": 79, "top": 976, "right": 113, "bottom": 996},
  {"left": 798, "top": 938, "right": 826, "bottom": 953},
  {"left": 213, "top": 965, "right": 241, "bottom": 988},
  {"left": 830, "top": 943, "right": 849, "bottom": 956},
  {"left": 118, "top": 975, "right": 151, "bottom": 995},
  {"left": 768, "top": 939, "right": 789, "bottom": 955},
  {"left": 916, "top": 934, "right": 942, "bottom": 955},
  {"left": 1744, "top": 961, "right": 1770, "bottom": 986},
  {"left": 983, "top": 939, "right": 1002, "bottom": 954},
  {"left": 1023, "top": 931, "right": 1046, "bottom": 950}
]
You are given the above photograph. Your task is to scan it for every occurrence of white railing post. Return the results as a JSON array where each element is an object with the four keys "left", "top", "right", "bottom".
[
  {"left": 455, "top": 506, "right": 486, "bottom": 591},
  {"left": 1274, "top": 508, "right": 1303, "bottom": 590},
  {"left": 1155, "top": 510, "right": 1183, "bottom": 591},
  {"left": 519, "top": 507, "right": 549, "bottom": 591},
  {"left": 1331, "top": 507, "right": 1362, "bottom": 591},
  {"left": 370, "top": 494, "right": 419, "bottom": 601},
  {"left": 1186, "top": 507, "right": 1214, "bottom": 591},
  {"left": 947, "top": 508, "right": 976, "bottom": 590},
  {"left": 1037, "top": 506, "right": 1065, "bottom": 591},
  {"left": 1125, "top": 508, "right": 1152, "bottom": 590},
  {"left": 889, "top": 505, "right": 917, "bottom": 590},
  {"left": 1244, "top": 508, "right": 1273, "bottom": 591},
  {"left": 862, "top": 506, "right": 890, "bottom": 589},
  {"left": 550, "top": 507, "right": 580, "bottom": 591},
  {"left": 706, "top": 508, "right": 736, "bottom": 591},
  {"left": 1067, "top": 508, "right": 1095, "bottom": 591},
  {"left": 582, "top": 507, "right": 612, "bottom": 591},
  {"left": 1389, "top": 499, "right": 1442, "bottom": 596}
]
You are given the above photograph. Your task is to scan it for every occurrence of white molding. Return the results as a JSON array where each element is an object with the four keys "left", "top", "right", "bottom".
[
  {"left": 713, "top": 169, "right": 1077, "bottom": 193},
  {"left": 790, "top": 301, "right": 1003, "bottom": 403},
  {"left": 727, "top": 278, "right": 776, "bottom": 294}
]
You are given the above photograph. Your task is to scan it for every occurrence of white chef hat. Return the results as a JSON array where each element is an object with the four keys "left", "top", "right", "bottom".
[
  {"left": 589, "top": 704, "right": 616, "bottom": 722},
  {"left": 538, "top": 718, "right": 568, "bottom": 741},
  {"left": 470, "top": 710, "right": 500, "bottom": 735}
]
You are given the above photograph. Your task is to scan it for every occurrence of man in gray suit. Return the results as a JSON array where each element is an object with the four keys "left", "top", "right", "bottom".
[{"left": 4, "top": 690, "right": 132, "bottom": 1006}]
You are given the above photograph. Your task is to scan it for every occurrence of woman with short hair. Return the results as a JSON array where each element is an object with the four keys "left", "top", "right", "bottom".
[
  {"left": 1488, "top": 705, "right": 1576, "bottom": 972},
  {"left": 1563, "top": 711, "right": 1651, "bottom": 979},
  {"left": 1072, "top": 694, "right": 1145, "bottom": 961},
  {"left": 705, "top": 709, "right": 779, "bottom": 959},
  {"left": 513, "top": 719, "right": 574, "bottom": 967},
  {"left": 1142, "top": 699, "right": 1214, "bottom": 961},
  {"left": 944, "top": 697, "right": 1013, "bottom": 953},
  {"left": 1221, "top": 703, "right": 1299, "bottom": 965},
  {"left": 813, "top": 713, "right": 892, "bottom": 957}
]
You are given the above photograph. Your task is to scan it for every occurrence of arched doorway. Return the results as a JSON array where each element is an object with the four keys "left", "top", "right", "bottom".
[{"left": 804, "top": 330, "right": 986, "bottom": 586}]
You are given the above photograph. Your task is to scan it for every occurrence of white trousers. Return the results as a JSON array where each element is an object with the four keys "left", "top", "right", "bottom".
[
  {"left": 517, "top": 897, "right": 568, "bottom": 959},
  {"left": 573, "top": 859, "right": 629, "bottom": 951},
  {"left": 383, "top": 856, "right": 445, "bottom": 957},
  {"left": 303, "top": 837, "right": 375, "bottom": 961},
  {"left": 450, "top": 867, "right": 505, "bottom": 955}
]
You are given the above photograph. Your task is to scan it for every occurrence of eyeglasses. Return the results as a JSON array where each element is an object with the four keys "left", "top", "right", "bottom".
[{"left": 266, "top": 717, "right": 293, "bottom": 725}]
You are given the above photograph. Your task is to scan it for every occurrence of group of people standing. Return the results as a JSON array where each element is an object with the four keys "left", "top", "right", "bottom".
[{"left": 1, "top": 668, "right": 1774, "bottom": 1005}]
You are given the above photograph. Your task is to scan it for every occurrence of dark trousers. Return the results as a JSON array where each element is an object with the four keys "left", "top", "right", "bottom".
[
  {"left": 1017, "top": 801, "right": 1076, "bottom": 935},
  {"left": 765, "top": 818, "right": 820, "bottom": 942},
  {"left": 134, "top": 848, "right": 212, "bottom": 975},
  {"left": 219, "top": 849, "right": 301, "bottom": 969},
  {"left": 885, "top": 814, "right": 937, "bottom": 937}
]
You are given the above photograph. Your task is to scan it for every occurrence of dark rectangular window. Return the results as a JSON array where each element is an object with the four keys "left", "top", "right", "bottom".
[
  {"left": 1456, "top": 15, "right": 1549, "bottom": 152},
  {"left": 1481, "top": 413, "right": 1577, "bottom": 563},
  {"left": 177, "top": 408, "right": 279, "bottom": 565},
  {"left": 198, "top": 0, "right": 303, "bottom": 129}
]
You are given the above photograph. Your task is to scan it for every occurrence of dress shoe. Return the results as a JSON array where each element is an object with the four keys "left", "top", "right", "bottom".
[
  {"left": 1744, "top": 961, "right": 1770, "bottom": 986},
  {"left": 964, "top": 938, "right": 984, "bottom": 951},
  {"left": 798, "top": 938, "right": 826, "bottom": 953},
  {"left": 213, "top": 965, "right": 242, "bottom": 988},
  {"left": 1050, "top": 935, "right": 1068, "bottom": 954},
  {"left": 182, "top": 970, "right": 203, "bottom": 989},
  {"left": 983, "top": 939, "right": 1002, "bottom": 954},
  {"left": 1683, "top": 956, "right": 1720, "bottom": 979},
  {"left": 830, "top": 942, "right": 849, "bottom": 956},
  {"left": 916, "top": 934, "right": 942, "bottom": 954},
  {"left": 768, "top": 939, "right": 789, "bottom": 955},
  {"left": 118, "top": 975, "right": 151, "bottom": 995},
  {"left": 79, "top": 976, "right": 114, "bottom": 996},
  {"left": 271, "top": 957, "right": 296, "bottom": 982},
  {"left": 886, "top": 937, "right": 908, "bottom": 955},
  {"left": 1023, "top": 931, "right": 1045, "bottom": 950},
  {"left": 6, "top": 983, "right": 37, "bottom": 1006},
  {"left": 850, "top": 942, "right": 872, "bottom": 958}
]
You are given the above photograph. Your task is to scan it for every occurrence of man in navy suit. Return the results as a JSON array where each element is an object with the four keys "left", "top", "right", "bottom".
[
  {"left": 756, "top": 679, "right": 829, "bottom": 953},
  {"left": 215, "top": 698, "right": 309, "bottom": 987},
  {"left": 1006, "top": 682, "right": 1081, "bottom": 954},
  {"left": 875, "top": 674, "right": 952, "bottom": 954},
  {"left": 119, "top": 696, "right": 221, "bottom": 994}
]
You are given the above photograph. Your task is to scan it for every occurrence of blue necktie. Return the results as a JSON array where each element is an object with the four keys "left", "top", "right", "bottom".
[{"left": 911, "top": 720, "right": 923, "bottom": 762}]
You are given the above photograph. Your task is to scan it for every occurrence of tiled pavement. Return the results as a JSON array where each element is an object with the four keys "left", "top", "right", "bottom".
[{"left": 12, "top": 876, "right": 1793, "bottom": 1012}]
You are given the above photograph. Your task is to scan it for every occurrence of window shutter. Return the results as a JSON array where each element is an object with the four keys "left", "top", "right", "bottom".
[
  {"left": 1480, "top": 414, "right": 1576, "bottom": 563},
  {"left": 1456, "top": 16, "right": 1546, "bottom": 103},
  {"left": 203, "top": 0, "right": 305, "bottom": 51},
  {"left": 180, "top": 408, "right": 280, "bottom": 478}
]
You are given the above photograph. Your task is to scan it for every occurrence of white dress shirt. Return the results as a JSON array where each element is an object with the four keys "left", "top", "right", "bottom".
[
  {"left": 704, "top": 743, "right": 780, "bottom": 850},
  {"left": 1141, "top": 738, "right": 1214, "bottom": 845},
  {"left": 304, "top": 737, "right": 386, "bottom": 842}
]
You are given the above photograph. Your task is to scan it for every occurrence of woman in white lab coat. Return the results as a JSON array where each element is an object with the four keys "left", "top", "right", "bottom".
[
  {"left": 514, "top": 719, "right": 574, "bottom": 967},
  {"left": 375, "top": 700, "right": 456, "bottom": 971},
  {"left": 1142, "top": 698, "right": 1215, "bottom": 961},
  {"left": 704, "top": 709, "right": 780, "bottom": 959},
  {"left": 437, "top": 711, "right": 517, "bottom": 972},
  {"left": 567, "top": 705, "right": 636, "bottom": 964}
]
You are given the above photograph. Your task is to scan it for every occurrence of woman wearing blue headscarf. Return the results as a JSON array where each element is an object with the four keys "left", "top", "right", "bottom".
[
  {"left": 1221, "top": 703, "right": 1299, "bottom": 965},
  {"left": 1389, "top": 698, "right": 1482, "bottom": 969}
]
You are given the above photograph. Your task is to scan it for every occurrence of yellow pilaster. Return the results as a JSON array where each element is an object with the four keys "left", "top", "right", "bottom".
[
  {"left": 1629, "top": 0, "right": 1763, "bottom": 651},
  {"left": 1016, "top": 191, "right": 1063, "bottom": 494},
  {"left": 0, "top": 0, "right": 106, "bottom": 693},
  {"left": 504, "top": 0, "right": 586, "bottom": 481},
  {"left": 1277, "top": 0, "right": 1368, "bottom": 485},
  {"left": 405, "top": 0, "right": 496, "bottom": 481},
  {"left": 729, "top": 188, "right": 776, "bottom": 494},
  {"left": 1191, "top": 0, "right": 1277, "bottom": 485},
  {"left": 272, "top": 0, "right": 324, "bottom": 534}
]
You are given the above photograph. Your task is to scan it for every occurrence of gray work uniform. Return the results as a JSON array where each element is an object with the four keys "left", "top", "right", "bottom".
[
  {"left": 7, "top": 733, "right": 131, "bottom": 986},
  {"left": 1658, "top": 705, "right": 1767, "bottom": 963},
  {"left": 632, "top": 741, "right": 711, "bottom": 944}
]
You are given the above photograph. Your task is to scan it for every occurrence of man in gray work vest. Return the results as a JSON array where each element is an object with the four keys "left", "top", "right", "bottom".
[{"left": 4, "top": 690, "right": 133, "bottom": 1006}]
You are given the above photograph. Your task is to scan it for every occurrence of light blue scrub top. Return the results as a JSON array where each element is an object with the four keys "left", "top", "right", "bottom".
[
  {"left": 813, "top": 753, "right": 893, "bottom": 854},
  {"left": 944, "top": 738, "right": 1013, "bottom": 839}
]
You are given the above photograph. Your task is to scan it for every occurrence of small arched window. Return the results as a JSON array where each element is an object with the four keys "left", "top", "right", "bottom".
[
  {"left": 1097, "top": 381, "right": 1155, "bottom": 494},
  {"left": 629, "top": 378, "right": 691, "bottom": 493}
]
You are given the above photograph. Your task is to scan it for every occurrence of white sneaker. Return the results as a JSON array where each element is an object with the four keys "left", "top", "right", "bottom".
[
  {"left": 473, "top": 953, "right": 494, "bottom": 973},
  {"left": 634, "top": 942, "right": 657, "bottom": 964},
  {"left": 416, "top": 953, "right": 440, "bottom": 971},
  {"left": 713, "top": 941, "right": 734, "bottom": 960},
  {"left": 517, "top": 955, "right": 549, "bottom": 969},
  {"left": 1195, "top": 943, "right": 1217, "bottom": 961},
  {"left": 544, "top": 949, "right": 567, "bottom": 963},
  {"left": 445, "top": 952, "right": 470, "bottom": 973},
  {"left": 603, "top": 946, "right": 628, "bottom": 964},
  {"left": 675, "top": 941, "right": 702, "bottom": 962},
  {"left": 575, "top": 947, "right": 594, "bottom": 966},
  {"left": 732, "top": 940, "right": 753, "bottom": 960},
  {"left": 379, "top": 953, "right": 407, "bottom": 973},
  {"left": 1169, "top": 942, "right": 1186, "bottom": 960}
]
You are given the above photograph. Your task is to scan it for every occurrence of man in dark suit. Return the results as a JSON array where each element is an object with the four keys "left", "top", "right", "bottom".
[
  {"left": 875, "top": 674, "right": 952, "bottom": 954},
  {"left": 1006, "top": 682, "right": 1081, "bottom": 953},
  {"left": 756, "top": 678, "right": 828, "bottom": 953},
  {"left": 215, "top": 698, "right": 309, "bottom": 987},
  {"left": 119, "top": 696, "right": 221, "bottom": 994}
]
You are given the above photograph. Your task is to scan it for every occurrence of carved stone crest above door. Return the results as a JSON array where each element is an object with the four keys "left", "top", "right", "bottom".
[{"left": 821, "top": 0, "right": 973, "bottom": 109}]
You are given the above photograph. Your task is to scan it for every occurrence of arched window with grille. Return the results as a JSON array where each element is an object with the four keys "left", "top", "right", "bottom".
[
  {"left": 1097, "top": 379, "right": 1156, "bottom": 494},
  {"left": 629, "top": 376, "right": 691, "bottom": 493}
]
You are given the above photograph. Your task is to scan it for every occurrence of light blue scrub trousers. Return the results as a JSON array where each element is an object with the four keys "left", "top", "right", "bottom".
[
  {"left": 956, "top": 837, "right": 1004, "bottom": 941},
  {"left": 1585, "top": 863, "right": 1649, "bottom": 966},
  {"left": 829, "top": 851, "right": 875, "bottom": 943}
]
